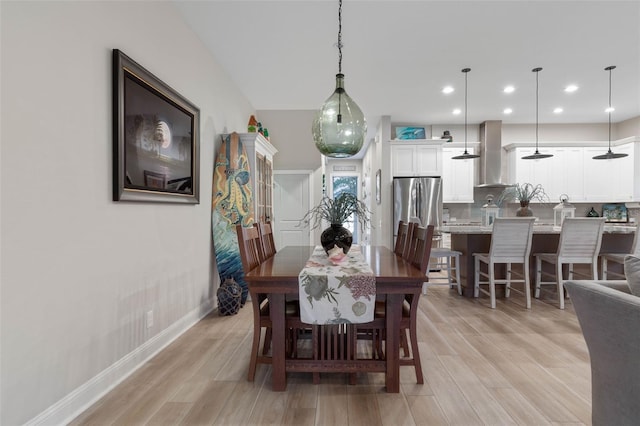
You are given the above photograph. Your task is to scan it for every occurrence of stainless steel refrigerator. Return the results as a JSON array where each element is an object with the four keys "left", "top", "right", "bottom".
[{"left": 393, "top": 177, "right": 442, "bottom": 252}]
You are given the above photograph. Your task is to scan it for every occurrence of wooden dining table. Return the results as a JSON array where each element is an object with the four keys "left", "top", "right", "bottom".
[{"left": 243, "top": 245, "right": 427, "bottom": 393}]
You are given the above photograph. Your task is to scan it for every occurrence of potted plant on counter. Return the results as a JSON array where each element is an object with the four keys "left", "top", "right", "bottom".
[
  {"left": 300, "top": 193, "right": 371, "bottom": 254},
  {"left": 497, "top": 182, "right": 549, "bottom": 217}
]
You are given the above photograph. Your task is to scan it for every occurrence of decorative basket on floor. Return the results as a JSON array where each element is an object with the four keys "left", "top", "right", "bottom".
[{"left": 217, "top": 277, "right": 242, "bottom": 316}]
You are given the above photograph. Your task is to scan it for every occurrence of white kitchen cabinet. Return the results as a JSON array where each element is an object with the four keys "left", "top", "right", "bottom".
[
  {"left": 506, "top": 138, "right": 639, "bottom": 202},
  {"left": 583, "top": 145, "right": 633, "bottom": 202},
  {"left": 509, "top": 147, "right": 584, "bottom": 203},
  {"left": 442, "top": 147, "right": 475, "bottom": 202},
  {"left": 391, "top": 140, "right": 444, "bottom": 177}
]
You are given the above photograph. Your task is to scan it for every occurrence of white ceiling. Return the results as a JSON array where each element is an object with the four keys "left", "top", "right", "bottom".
[{"left": 174, "top": 0, "right": 640, "bottom": 138}]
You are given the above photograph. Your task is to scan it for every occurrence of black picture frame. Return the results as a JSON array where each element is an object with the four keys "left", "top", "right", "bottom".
[{"left": 113, "top": 49, "right": 200, "bottom": 203}]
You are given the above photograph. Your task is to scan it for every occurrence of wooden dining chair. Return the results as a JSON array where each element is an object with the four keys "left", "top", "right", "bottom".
[
  {"left": 400, "top": 224, "right": 434, "bottom": 383},
  {"left": 473, "top": 217, "right": 536, "bottom": 309},
  {"left": 236, "top": 223, "right": 272, "bottom": 380},
  {"left": 533, "top": 218, "right": 605, "bottom": 309},
  {"left": 394, "top": 220, "right": 409, "bottom": 256},
  {"left": 257, "top": 221, "right": 277, "bottom": 260},
  {"left": 368, "top": 225, "right": 434, "bottom": 384}
]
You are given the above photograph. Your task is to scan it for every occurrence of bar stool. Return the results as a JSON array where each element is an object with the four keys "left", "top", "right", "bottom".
[
  {"left": 473, "top": 218, "right": 536, "bottom": 309},
  {"left": 534, "top": 218, "right": 605, "bottom": 309},
  {"left": 600, "top": 222, "right": 640, "bottom": 279},
  {"left": 426, "top": 247, "right": 462, "bottom": 295}
]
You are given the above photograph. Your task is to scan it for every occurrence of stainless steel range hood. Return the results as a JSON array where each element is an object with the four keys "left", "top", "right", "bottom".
[{"left": 476, "top": 120, "right": 512, "bottom": 188}]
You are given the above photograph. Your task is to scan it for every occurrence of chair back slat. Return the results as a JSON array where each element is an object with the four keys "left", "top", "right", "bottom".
[
  {"left": 257, "top": 221, "right": 277, "bottom": 260},
  {"left": 394, "top": 220, "right": 409, "bottom": 256},
  {"left": 403, "top": 222, "right": 418, "bottom": 260},
  {"left": 557, "top": 218, "right": 605, "bottom": 261},
  {"left": 236, "top": 223, "right": 263, "bottom": 272},
  {"left": 408, "top": 225, "right": 435, "bottom": 274},
  {"left": 489, "top": 218, "right": 536, "bottom": 261}
]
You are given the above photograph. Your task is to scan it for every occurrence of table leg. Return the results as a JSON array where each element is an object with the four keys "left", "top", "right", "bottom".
[
  {"left": 269, "top": 293, "right": 286, "bottom": 391},
  {"left": 385, "top": 293, "right": 402, "bottom": 393}
]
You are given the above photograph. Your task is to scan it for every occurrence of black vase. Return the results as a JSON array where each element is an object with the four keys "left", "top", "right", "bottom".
[{"left": 320, "top": 223, "right": 353, "bottom": 254}]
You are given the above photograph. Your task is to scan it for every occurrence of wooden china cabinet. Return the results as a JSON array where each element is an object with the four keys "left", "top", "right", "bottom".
[{"left": 229, "top": 132, "right": 278, "bottom": 223}]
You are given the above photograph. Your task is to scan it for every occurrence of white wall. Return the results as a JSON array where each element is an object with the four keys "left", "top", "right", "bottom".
[
  {"left": 256, "top": 110, "right": 322, "bottom": 171},
  {"left": 0, "top": 2, "right": 254, "bottom": 424}
]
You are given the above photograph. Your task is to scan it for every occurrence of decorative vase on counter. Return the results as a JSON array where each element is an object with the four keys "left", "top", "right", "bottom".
[
  {"left": 321, "top": 223, "right": 353, "bottom": 254},
  {"left": 587, "top": 207, "right": 600, "bottom": 217},
  {"left": 516, "top": 201, "right": 533, "bottom": 217}
]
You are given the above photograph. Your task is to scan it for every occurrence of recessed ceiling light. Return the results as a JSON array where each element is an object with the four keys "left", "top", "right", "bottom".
[
  {"left": 554, "top": 107, "right": 563, "bottom": 114},
  {"left": 442, "top": 86, "right": 454, "bottom": 94},
  {"left": 605, "top": 106, "right": 615, "bottom": 113},
  {"left": 503, "top": 108, "right": 513, "bottom": 114},
  {"left": 564, "top": 84, "right": 579, "bottom": 93},
  {"left": 503, "top": 86, "right": 515, "bottom": 93},
  {"left": 452, "top": 108, "right": 461, "bottom": 115}
]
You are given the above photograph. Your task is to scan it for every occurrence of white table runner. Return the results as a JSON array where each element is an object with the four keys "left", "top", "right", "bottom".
[{"left": 298, "top": 245, "right": 376, "bottom": 324}]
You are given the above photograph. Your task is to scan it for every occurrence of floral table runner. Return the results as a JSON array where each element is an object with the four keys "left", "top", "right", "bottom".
[{"left": 298, "top": 245, "right": 376, "bottom": 324}]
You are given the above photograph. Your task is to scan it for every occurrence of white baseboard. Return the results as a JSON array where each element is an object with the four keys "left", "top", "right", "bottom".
[{"left": 26, "top": 302, "right": 215, "bottom": 426}]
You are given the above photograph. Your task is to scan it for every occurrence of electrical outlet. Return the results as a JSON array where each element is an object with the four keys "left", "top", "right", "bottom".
[{"left": 146, "top": 310, "right": 154, "bottom": 328}]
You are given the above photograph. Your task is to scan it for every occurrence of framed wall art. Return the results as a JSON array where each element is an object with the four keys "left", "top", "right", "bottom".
[
  {"left": 602, "top": 203, "right": 628, "bottom": 222},
  {"left": 395, "top": 126, "right": 426, "bottom": 140},
  {"left": 112, "top": 49, "right": 200, "bottom": 203}
]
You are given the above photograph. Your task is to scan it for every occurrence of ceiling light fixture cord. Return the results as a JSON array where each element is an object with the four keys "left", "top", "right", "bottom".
[
  {"left": 593, "top": 65, "right": 626, "bottom": 159},
  {"left": 452, "top": 68, "right": 479, "bottom": 160},
  {"left": 522, "top": 67, "right": 552, "bottom": 159},
  {"left": 337, "top": 0, "right": 343, "bottom": 123},
  {"left": 608, "top": 65, "right": 612, "bottom": 149}
]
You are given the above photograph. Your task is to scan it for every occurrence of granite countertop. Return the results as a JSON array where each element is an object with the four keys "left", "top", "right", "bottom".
[{"left": 439, "top": 223, "right": 636, "bottom": 234}]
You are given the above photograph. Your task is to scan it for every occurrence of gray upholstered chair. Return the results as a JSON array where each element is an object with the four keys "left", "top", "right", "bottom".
[{"left": 564, "top": 280, "right": 640, "bottom": 425}]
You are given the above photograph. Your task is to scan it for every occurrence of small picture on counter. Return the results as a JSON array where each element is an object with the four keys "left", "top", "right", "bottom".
[
  {"left": 602, "top": 203, "right": 628, "bottom": 222},
  {"left": 395, "top": 126, "right": 426, "bottom": 140}
]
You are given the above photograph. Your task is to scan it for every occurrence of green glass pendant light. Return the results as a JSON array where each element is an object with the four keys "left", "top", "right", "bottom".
[{"left": 312, "top": 0, "right": 366, "bottom": 158}]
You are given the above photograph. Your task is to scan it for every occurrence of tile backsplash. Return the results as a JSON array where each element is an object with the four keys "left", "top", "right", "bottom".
[{"left": 444, "top": 187, "right": 638, "bottom": 224}]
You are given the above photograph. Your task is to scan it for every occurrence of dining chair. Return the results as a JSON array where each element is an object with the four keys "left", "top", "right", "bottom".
[
  {"left": 236, "top": 223, "right": 271, "bottom": 380},
  {"left": 370, "top": 225, "right": 434, "bottom": 382},
  {"left": 533, "top": 218, "right": 605, "bottom": 309},
  {"left": 257, "top": 221, "right": 277, "bottom": 260},
  {"left": 473, "top": 217, "right": 536, "bottom": 309},
  {"left": 394, "top": 220, "right": 409, "bottom": 256},
  {"left": 599, "top": 222, "right": 640, "bottom": 279},
  {"left": 399, "top": 224, "right": 435, "bottom": 383}
]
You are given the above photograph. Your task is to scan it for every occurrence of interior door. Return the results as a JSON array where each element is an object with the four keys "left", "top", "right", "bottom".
[{"left": 273, "top": 172, "right": 311, "bottom": 249}]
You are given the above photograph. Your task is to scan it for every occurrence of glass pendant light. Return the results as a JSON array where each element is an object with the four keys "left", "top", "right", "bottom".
[
  {"left": 452, "top": 68, "right": 480, "bottom": 160},
  {"left": 593, "top": 65, "right": 627, "bottom": 160},
  {"left": 312, "top": 0, "right": 366, "bottom": 158},
  {"left": 522, "top": 67, "right": 553, "bottom": 159}
]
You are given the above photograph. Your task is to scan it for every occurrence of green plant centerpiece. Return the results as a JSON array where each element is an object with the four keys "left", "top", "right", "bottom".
[
  {"left": 300, "top": 193, "right": 371, "bottom": 254},
  {"left": 497, "top": 182, "right": 549, "bottom": 217}
]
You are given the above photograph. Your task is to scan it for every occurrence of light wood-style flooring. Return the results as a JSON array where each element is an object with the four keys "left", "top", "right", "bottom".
[{"left": 70, "top": 282, "right": 592, "bottom": 425}]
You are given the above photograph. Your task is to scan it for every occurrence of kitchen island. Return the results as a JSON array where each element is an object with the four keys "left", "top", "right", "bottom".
[{"left": 439, "top": 223, "right": 636, "bottom": 297}]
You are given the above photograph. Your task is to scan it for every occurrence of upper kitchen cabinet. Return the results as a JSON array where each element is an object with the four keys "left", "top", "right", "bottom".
[
  {"left": 390, "top": 140, "right": 445, "bottom": 177},
  {"left": 506, "top": 137, "right": 639, "bottom": 202},
  {"left": 442, "top": 143, "right": 479, "bottom": 203},
  {"left": 225, "top": 132, "right": 278, "bottom": 223}
]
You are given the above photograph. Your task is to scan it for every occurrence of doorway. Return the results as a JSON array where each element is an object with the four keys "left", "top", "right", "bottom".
[
  {"left": 273, "top": 171, "right": 312, "bottom": 249},
  {"left": 331, "top": 175, "right": 360, "bottom": 243}
]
